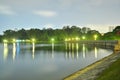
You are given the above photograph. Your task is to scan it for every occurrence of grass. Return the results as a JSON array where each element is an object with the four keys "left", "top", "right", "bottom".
[{"left": 96, "top": 58, "right": 120, "bottom": 80}]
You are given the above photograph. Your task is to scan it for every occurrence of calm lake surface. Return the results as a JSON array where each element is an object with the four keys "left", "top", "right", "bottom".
[{"left": 0, "top": 42, "right": 113, "bottom": 80}]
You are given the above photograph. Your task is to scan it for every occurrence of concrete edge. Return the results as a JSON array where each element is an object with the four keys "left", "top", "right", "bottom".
[{"left": 64, "top": 51, "right": 120, "bottom": 80}]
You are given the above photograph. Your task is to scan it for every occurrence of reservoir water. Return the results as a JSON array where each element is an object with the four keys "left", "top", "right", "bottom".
[{"left": 0, "top": 42, "right": 113, "bottom": 80}]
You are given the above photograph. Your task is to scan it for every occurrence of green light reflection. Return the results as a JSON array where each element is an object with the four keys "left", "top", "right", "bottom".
[
  {"left": 32, "top": 42, "right": 35, "bottom": 59},
  {"left": 3, "top": 43, "right": 8, "bottom": 60},
  {"left": 82, "top": 44, "right": 86, "bottom": 58},
  {"left": 13, "top": 43, "right": 16, "bottom": 60},
  {"left": 94, "top": 47, "right": 98, "bottom": 58}
]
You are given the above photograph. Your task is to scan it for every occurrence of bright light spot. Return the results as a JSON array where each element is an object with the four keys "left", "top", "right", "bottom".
[
  {"left": 32, "top": 43, "right": 35, "bottom": 59},
  {"left": 31, "top": 38, "right": 36, "bottom": 42},
  {"left": 4, "top": 43, "right": 8, "bottom": 60},
  {"left": 75, "top": 37, "right": 80, "bottom": 41},
  {"left": 22, "top": 40, "right": 25, "bottom": 42},
  {"left": 72, "top": 38, "right": 74, "bottom": 40},
  {"left": 16, "top": 40, "right": 21, "bottom": 43},
  {"left": 3, "top": 39, "right": 8, "bottom": 43},
  {"left": 94, "top": 47, "right": 98, "bottom": 58},
  {"left": 83, "top": 44, "right": 86, "bottom": 58},
  {"left": 51, "top": 38, "right": 54, "bottom": 42},
  {"left": 82, "top": 36, "right": 85, "bottom": 40},
  {"left": 65, "top": 38, "right": 68, "bottom": 41},
  {"left": 68, "top": 38, "right": 71, "bottom": 41},
  {"left": 12, "top": 39, "right": 16, "bottom": 42},
  {"left": 94, "top": 35, "right": 98, "bottom": 40}
]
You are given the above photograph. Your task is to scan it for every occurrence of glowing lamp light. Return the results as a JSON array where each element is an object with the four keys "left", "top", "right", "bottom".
[
  {"left": 12, "top": 39, "right": 16, "bottom": 42},
  {"left": 16, "top": 40, "right": 21, "bottom": 43},
  {"left": 31, "top": 38, "right": 36, "bottom": 42},
  {"left": 51, "top": 38, "right": 54, "bottom": 42},
  {"left": 68, "top": 38, "right": 71, "bottom": 41},
  {"left": 3, "top": 39, "right": 8, "bottom": 43},
  {"left": 65, "top": 38, "right": 68, "bottom": 41},
  {"left": 82, "top": 36, "right": 85, "bottom": 40},
  {"left": 72, "top": 38, "right": 74, "bottom": 41},
  {"left": 94, "top": 35, "right": 98, "bottom": 40},
  {"left": 75, "top": 37, "right": 79, "bottom": 41}
]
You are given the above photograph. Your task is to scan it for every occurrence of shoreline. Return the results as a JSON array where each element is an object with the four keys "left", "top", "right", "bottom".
[{"left": 64, "top": 51, "right": 120, "bottom": 80}]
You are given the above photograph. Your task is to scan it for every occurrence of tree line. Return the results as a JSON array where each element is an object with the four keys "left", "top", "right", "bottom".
[{"left": 0, "top": 25, "right": 120, "bottom": 42}]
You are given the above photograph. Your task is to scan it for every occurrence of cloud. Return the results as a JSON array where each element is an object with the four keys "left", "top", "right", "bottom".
[
  {"left": 33, "top": 10, "right": 57, "bottom": 17},
  {"left": 89, "top": 0, "right": 105, "bottom": 6},
  {"left": 0, "top": 5, "right": 16, "bottom": 15}
]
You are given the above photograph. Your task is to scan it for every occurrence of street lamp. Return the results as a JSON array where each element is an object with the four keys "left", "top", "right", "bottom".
[
  {"left": 75, "top": 37, "right": 79, "bottom": 41},
  {"left": 3, "top": 39, "right": 8, "bottom": 43},
  {"left": 51, "top": 38, "right": 54, "bottom": 42},
  {"left": 65, "top": 38, "right": 68, "bottom": 41},
  {"left": 82, "top": 36, "right": 85, "bottom": 40},
  {"left": 12, "top": 39, "right": 16, "bottom": 42},
  {"left": 31, "top": 38, "right": 36, "bottom": 42},
  {"left": 94, "top": 35, "right": 98, "bottom": 40}
]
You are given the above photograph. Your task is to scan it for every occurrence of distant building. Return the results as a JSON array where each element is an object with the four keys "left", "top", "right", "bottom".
[{"left": 109, "top": 26, "right": 115, "bottom": 32}]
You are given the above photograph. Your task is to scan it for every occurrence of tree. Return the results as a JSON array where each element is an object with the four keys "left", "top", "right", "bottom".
[
  {"left": 81, "top": 27, "right": 91, "bottom": 34},
  {"left": 113, "top": 26, "right": 120, "bottom": 32},
  {"left": 87, "top": 30, "right": 101, "bottom": 40},
  {"left": 1, "top": 25, "right": 106, "bottom": 42},
  {"left": 102, "top": 32, "right": 115, "bottom": 40},
  {"left": 3, "top": 30, "right": 17, "bottom": 40},
  {"left": 17, "top": 29, "right": 29, "bottom": 39},
  {"left": 0, "top": 35, "right": 3, "bottom": 42}
]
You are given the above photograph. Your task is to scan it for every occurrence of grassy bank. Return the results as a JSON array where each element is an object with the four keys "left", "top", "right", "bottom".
[{"left": 96, "top": 58, "right": 120, "bottom": 80}]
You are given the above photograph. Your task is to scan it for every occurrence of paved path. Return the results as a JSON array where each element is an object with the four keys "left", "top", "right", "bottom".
[{"left": 64, "top": 51, "right": 120, "bottom": 80}]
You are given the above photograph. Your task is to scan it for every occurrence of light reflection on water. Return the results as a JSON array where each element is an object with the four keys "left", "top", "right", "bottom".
[
  {"left": 52, "top": 42, "right": 54, "bottom": 59},
  {"left": 32, "top": 42, "right": 35, "bottom": 59},
  {"left": 82, "top": 44, "right": 86, "bottom": 58},
  {"left": 3, "top": 43, "right": 8, "bottom": 60},
  {"left": 95, "top": 47, "right": 98, "bottom": 58},
  {"left": 0, "top": 42, "right": 112, "bottom": 80},
  {"left": 65, "top": 43, "right": 94, "bottom": 59},
  {"left": 13, "top": 43, "right": 16, "bottom": 60}
]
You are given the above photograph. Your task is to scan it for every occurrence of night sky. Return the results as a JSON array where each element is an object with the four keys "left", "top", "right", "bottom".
[{"left": 0, "top": 0, "right": 120, "bottom": 34}]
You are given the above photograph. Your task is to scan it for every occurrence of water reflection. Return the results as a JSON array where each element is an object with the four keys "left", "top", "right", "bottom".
[
  {"left": 52, "top": 42, "right": 54, "bottom": 58},
  {"left": 94, "top": 47, "right": 98, "bottom": 58},
  {"left": 2, "top": 43, "right": 103, "bottom": 61},
  {"left": 71, "top": 43, "right": 74, "bottom": 58},
  {"left": 65, "top": 43, "right": 79, "bottom": 59},
  {"left": 32, "top": 42, "right": 35, "bottom": 59},
  {"left": 82, "top": 44, "right": 86, "bottom": 58},
  {"left": 76, "top": 43, "right": 79, "bottom": 59},
  {"left": 3, "top": 43, "right": 8, "bottom": 60},
  {"left": 1, "top": 43, "right": 113, "bottom": 80},
  {"left": 13, "top": 43, "right": 16, "bottom": 60},
  {"left": 16, "top": 42, "right": 20, "bottom": 56}
]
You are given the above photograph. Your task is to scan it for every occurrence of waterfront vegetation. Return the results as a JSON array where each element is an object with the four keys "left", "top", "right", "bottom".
[
  {"left": 0, "top": 26, "right": 120, "bottom": 43},
  {"left": 97, "top": 57, "right": 120, "bottom": 80},
  {"left": 0, "top": 26, "right": 120, "bottom": 80}
]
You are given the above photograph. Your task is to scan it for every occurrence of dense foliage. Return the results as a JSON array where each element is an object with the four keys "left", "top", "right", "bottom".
[
  {"left": 102, "top": 26, "right": 120, "bottom": 40},
  {"left": 0, "top": 25, "right": 120, "bottom": 42}
]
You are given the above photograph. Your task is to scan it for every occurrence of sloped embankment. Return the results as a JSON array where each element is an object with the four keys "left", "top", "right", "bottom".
[{"left": 64, "top": 52, "right": 120, "bottom": 80}]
